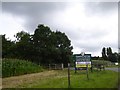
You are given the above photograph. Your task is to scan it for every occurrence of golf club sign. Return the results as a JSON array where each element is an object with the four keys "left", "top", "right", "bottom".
[{"left": 75, "top": 53, "right": 91, "bottom": 69}]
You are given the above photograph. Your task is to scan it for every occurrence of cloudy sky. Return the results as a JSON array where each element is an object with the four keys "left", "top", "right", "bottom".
[{"left": 0, "top": 1, "right": 119, "bottom": 56}]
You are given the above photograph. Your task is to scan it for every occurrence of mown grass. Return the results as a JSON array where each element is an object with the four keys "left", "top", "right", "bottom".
[
  {"left": 2, "top": 58, "right": 43, "bottom": 78},
  {"left": 17, "top": 69, "right": 118, "bottom": 88}
]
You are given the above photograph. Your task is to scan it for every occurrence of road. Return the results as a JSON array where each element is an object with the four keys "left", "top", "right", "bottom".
[
  {"left": 70, "top": 67, "right": 120, "bottom": 72},
  {"left": 105, "top": 67, "right": 120, "bottom": 72}
]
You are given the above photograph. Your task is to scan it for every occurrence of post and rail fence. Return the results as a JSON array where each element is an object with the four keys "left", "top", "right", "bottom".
[{"left": 42, "top": 63, "right": 64, "bottom": 70}]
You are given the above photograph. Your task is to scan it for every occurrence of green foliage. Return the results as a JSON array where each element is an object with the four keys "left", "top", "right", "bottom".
[
  {"left": 102, "top": 47, "right": 118, "bottom": 62},
  {"left": 107, "top": 47, "right": 112, "bottom": 56},
  {"left": 2, "top": 58, "right": 43, "bottom": 78},
  {"left": 2, "top": 35, "right": 15, "bottom": 58},
  {"left": 2, "top": 24, "right": 73, "bottom": 66},
  {"left": 102, "top": 47, "right": 108, "bottom": 60},
  {"left": 32, "top": 24, "right": 73, "bottom": 66}
]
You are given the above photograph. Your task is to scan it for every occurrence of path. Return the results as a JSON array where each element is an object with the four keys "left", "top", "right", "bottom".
[{"left": 2, "top": 70, "right": 58, "bottom": 88}]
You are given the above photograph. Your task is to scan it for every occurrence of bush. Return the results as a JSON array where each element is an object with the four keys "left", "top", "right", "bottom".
[{"left": 2, "top": 58, "right": 43, "bottom": 78}]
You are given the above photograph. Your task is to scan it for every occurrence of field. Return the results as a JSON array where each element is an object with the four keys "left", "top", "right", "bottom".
[
  {"left": 2, "top": 59, "right": 43, "bottom": 78},
  {"left": 3, "top": 69, "right": 118, "bottom": 88},
  {"left": 2, "top": 59, "right": 119, "bottom": 88}
]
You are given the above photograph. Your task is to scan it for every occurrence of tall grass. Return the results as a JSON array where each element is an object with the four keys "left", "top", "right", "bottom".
[{"left": 2, "top": 58, "right": 43, "bottom": 78}]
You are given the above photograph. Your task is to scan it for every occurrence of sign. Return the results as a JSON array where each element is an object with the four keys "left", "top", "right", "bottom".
[{"left": 74, "top": 54, "right": 91, "bottom": 68}]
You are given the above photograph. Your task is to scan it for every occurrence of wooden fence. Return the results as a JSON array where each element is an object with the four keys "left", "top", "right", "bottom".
[{"left": 42, "top": 63, "right": 64, "bottom": 70}]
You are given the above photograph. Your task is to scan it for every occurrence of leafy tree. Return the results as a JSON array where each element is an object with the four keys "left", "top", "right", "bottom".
[
  {"left": 32, "top": 24, "right": 73, "bottom": 66},
  {"left": 102, "top": 47, "right": 118, "bottom": 62},
  {"left": 53, "top": 31, "right": 73, "bottom": 66},
  {"left": 107, "top": 47, "right": 112, "bottom": 56},
  {"left": 2, "top": 35, "right": 15, "bottom": 58},
  {"left": 14, "top": 31, "right": 33, "bottom": 60},
  {"left": 32, "top": 24, "right": 52, "bottom": 64},
  {"left": 102, "top": 47, "right": 107, "bottom": 60},
  {"left": 2, "top": 24, "right": 73, "bottom": 66},
  {"left": 108, "top": 53, "right": 117, "bottom": 62},
  {"left": 107, "top": 47, "right": 113, "bottom": 61}
]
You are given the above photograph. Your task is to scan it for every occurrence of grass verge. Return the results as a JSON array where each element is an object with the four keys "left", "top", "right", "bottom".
[{"left": 2, "top": 69, "right": 118, "bottom": 88}]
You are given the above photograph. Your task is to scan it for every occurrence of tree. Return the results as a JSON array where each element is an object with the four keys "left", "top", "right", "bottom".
[
  {"left": 107, "top": 53, "right": 117, "bottom": 62},
  {"left": 107, "top": 47, "right": 113, "bottom": 61},
  {"left": 14, "top": 31, "right": 33, "bottom": 60},
  {"left": 53, "top": 31, "right": 73, "bottom": 66},
  {"left": 102, "top": 47, "right": 118, "bottom": 62},
  {"left": 32, "top": 24, "right": 73, "bottom": 65},
  {"left": 2, "top": 24, "right": 73, "bottom": 66},
  {"left": 107, "top": 47, "right": 112, "bottom": 56},
  {"left": 33, "top": 24, "right": 52, "bottom": 64},
  {"left": 102, "top": 47, "right": 107, "bottom": 60},
  {"left": 2, "top": 35, "right": 15, "bottom": 58}
]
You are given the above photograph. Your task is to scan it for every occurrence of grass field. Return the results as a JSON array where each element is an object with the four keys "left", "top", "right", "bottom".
[{"left": 2, "top": 69, "right": 118, "bottom": 88}]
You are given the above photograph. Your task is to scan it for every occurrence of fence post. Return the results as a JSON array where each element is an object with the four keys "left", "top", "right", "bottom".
[
  {"left": 49, "top": 64, "right": 51, "bottom": 70},
  {"left": 61, "top": 63, "right": 64, "bottom": 70},
  {"left": 55, "top": 64, "right": 56, "bottom": 70},
  {"left": 68, "top": 63, "right": 70, "bottom": 88}
]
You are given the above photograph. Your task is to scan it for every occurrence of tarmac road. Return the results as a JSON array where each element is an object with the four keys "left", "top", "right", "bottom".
[
  {"left": 70, "top": 67, "right": 120, "bottom": 72},
  {"left": 105, "top": 67, "right": 120, "bottom": 72}
]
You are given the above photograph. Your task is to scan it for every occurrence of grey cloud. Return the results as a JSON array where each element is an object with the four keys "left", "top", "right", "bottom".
[
  {"left": 73, "top": 40, "right": 101, "bottom": 53},
  {"left": 84, "top": 2, "right": 118, "bottom": 16},
  {"left": 2, "top": 2, "right": 67, "bottom": 15},
  {"left": 73, "top": 42, "right": 115, "bottom": 54},
  {"left": 2, "top": 2, "right": 118, "bottom": 55},
  {"left": 66, "top": 28, "right": 109, "bottom": 42},
  {"left": 2, "top": 2, "right": 117, "bottom": 32},
  {"left": 2, "top": 2, "right": 68, "bottom": 32}
]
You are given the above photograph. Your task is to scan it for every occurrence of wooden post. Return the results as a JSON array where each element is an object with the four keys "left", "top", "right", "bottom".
[
  {"left": 68, "top": 63, "right": 70, "bottom": 88},
  {"left": 90, "top": 66, "right": 93, "bottom": 73},
  {"left": 13, "top": 67, "right": 15, "bottom": 76},
  {"left": 49, "top": 64, "right": 51, "bottom": 70},
  {"left": 75, "top": 62, "right": 77, "bottom": 73},
  {"left": 86, "top": 64, "right": 89, "bottom": 80},
  {"left": 55, "top": 64, "right": 56, "bottom": 70},
  {"left": 61, "top": 63, "right": 64, "bottom": 70}
]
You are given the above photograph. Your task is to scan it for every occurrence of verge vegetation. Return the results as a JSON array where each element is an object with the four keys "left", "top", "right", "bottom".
[
  {"left": 2, "top": 69, "right": 118, "bottom": 88},
  {"left": 2, "top": 58, "right": 43, "bottom": 78}
]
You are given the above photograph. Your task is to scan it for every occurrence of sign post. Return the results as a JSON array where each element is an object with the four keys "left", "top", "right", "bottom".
[
  {"left": 81, "top": 52, "right": 89, "bottom": 80},
  {"left": 74, "top": 53, "right": 91, "bottom": 77},
  {"left": 75, "top": 54, "right": 91, "bottom": 69},
  {"left": 86, "top": 64, "right": 89, "bottom": 80}
]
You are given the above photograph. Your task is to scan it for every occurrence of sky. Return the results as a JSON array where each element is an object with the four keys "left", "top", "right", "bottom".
[{"left": 0, "top": 1, "right": 119, "bottom": 56}]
